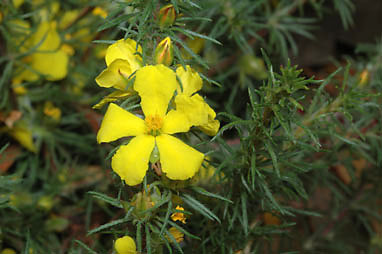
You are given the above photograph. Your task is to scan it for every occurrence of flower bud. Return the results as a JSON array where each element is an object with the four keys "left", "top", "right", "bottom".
[
  {"left": 359, "top": 69, "right": 369, "bottom": 87},
  {"left": 239, "top": 55, "right": 268, "bottom": 80},
  {"left": 154, "top": 37, "right": 173, "bottom": 66},
  {"left": 157, "top": 4, "right": 176, "bottom": 29},
  {"left": 129, "top": 185, "right": 161, "bottom": 219}
]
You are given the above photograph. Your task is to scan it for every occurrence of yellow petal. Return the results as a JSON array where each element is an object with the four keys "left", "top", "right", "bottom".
[
  {"left": 8, "top": 123, "right": 37, "bottom": 153},
  {"left": 198, "top": 103, "right": 220, "bottom": 136},
  {"left": 198, "top": 119, "right": 220, "bottom": 136},
  {"left": 134, "top": 65, "right": 177, "bottom": 118},
  {"left": 174, "top": 94, "right": 208, "bottom": 126},
  {"left": 176, "top": 65, "right": 202, "bottom": 96},
  {"left": 97, "top": 103, "right": 145, "bottom": 143},
  {"left": 59, "top": 10, "right": 79, "bottom": 29},
  {"left": 14, "top": 68, "right": 39, "bottom": 82},
  {"left": 161, "top": 110, "right": 191, "bottom": 134},
  {"left": 105, "top": 39, "right": 142, "bottom": 72},
  {"left": 111, "top": 135, "right": 155, "bottom": 186},
  {"left": 156, "top": 134, "right": 204, "bottom": 180},
  {"left": 174, "top": 94, "right": 220, "bottom": 136},
  {"left": 115, "top": 236, "right": 136, "bottom": 254},
  {"left": 30, "top": 21, "right": 61, "bottom": 51},
  {"left": 31, "top": 50, "right": 69, "bottom": 81},
  {"left": 95, "top": 59, "right": 133, "bottom": 90},
  {"left": 12, "top": 0, "right": 24, "bottom": 8}
]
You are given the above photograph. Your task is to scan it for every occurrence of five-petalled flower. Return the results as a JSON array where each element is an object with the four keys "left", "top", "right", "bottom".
[{"left": 97, "top": 64, "right": 205, "bottom": 186}]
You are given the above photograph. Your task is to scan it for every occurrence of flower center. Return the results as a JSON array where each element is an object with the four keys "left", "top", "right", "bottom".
[{"left": 145, "top": 114, "right": 163, "bottom": 136}]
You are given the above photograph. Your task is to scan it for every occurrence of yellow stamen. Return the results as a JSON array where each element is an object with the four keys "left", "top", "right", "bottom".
[{"left": 145, "top": 114, "right": 163, "bottom": 135}]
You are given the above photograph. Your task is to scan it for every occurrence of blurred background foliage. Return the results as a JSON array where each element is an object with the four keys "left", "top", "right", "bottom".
[{"left": 0, "top": 0, "right": 381, "bottom": 253}]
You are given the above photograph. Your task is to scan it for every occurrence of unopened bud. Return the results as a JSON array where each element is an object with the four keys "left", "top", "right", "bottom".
[
  {"left": 359, "top": 69, "right": 369, "bottom": 87},
  {"left": 154, "top": 37, "right": 173, "bottom": 66},
  {"left": 239, "top": 55, "right": 268, "bottom": 80},
  {"left": 158, "top": 4, "right": 176, "bottom": 29}
]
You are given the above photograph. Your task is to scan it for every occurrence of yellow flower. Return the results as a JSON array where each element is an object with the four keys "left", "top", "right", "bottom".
[
  {"left": 43, "top": 101, "right": 61, "bottom": 121},
  {"left": 171, "top": 205, "right": 187, "bottom": 224},
  {"left": 12, "top": 82, "right": 28, "bottom": 95},
  {"left": 193, "top": 156, "right": 224, "bottom": 184},
  {"left": 13, "top": 21, "right": 69, "bottom": 82},
  {"left": 12, "top": 0, "right": 24, "bottom": 8},
  {"left": 175, "top": 65, "right": 220, "bottom": 136},
  {"left": 6, "top": 121, "right": 37, "bottom": 153},
  {"left": 95, "top": 39, "right": 142, "bottom": 90},
  {"left": 167, "top": 227, "right": 184, "bottom": 243},
  {"left": 92, "top": 7, "right": 108, "bottom": 19},
  {"left": 1, "top": 248, "right": 16, "bottom": 254},
  {"left": 115, "top": 236, "right": 136, "bottom": 254},
  {"left": 182, "top": 37, "right": 205, "bottom": 59},
  {"left": 97, "top": 65, "right": 204, "bottom": 186}
]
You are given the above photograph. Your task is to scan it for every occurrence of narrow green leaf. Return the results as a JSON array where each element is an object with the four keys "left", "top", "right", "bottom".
[
  {"left": 160, "top": 199, "right": 173, "bottom": 236},
  {"left": 75, "top": 240, "right": 98, "bottom": 254},
  {"left": 191, "top": 186, "right": 233, "bottom": 203},
  {"left": 87, "top": 209, "right": 133, "bottom": 235},
  {"left": 87, "top": 191, "right": 123, "bottom": 208},
  {"left": 145, "top": 224, "right": 152, "bottom": 254},
  {"left": 241, "top": 193, "right": 248, "bottom": 235},
  {"left": 137, "top": 221, "right": 142, "bottom": 253},
  {"left": 264, "top": 141, "right": 280, "bottom": 177},
  {"left": 182, "top": 194, "right": 221, "bottom": 223}
]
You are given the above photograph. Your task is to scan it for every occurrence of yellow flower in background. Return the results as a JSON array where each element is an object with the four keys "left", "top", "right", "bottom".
[
  {"left": 95, "top": 39, "right": 143, "bottom": 90},
  {"left": 37, "top": 1, "right": 60, "bottom": 21},
  {"left": 115, "top": 236, "right": 136, "bottom": 254},
  {"left": 171, "top": 205, "right": 187, "bottom": 224},
  {"left": 92, "top": 7, "right": 108, "bottom": 19},
  {"left": 12, "top": 82, "right": 28, "bottom": 95},
  {"left": 167, "top": 227, "right": 184, "bottom": 243},
  {"left": 43, "top": 101, "right": 61, "bottom": 121},
  {"left": 13, "top": 21, "right": 69, "bottom": 83},
  {"left": 12, "top": 0, "right": 24, "bottom": 8},
  {"left": 1, "top": 248, "right": 16, "bottom": 254},
  {"left": 175, "top": 65, "right": 220, "bottom": 136},
  {"left": 182, "top": 37, "right": 205, "bottom": 59},
  {"left": 193, "top": 156, "right": 224, "bottom": 184},
  {"left": 97, "top": 65, "right": 204, "bottom": 186},
  {"left": 5, "top": 121, "right": 37, "bottom": 153},
  {"left": 59, "top": 9, "right": 79, "bottom": 29}
]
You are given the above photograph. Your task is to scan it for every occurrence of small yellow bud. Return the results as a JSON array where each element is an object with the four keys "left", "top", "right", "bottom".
[
  {"left": 158, "top": 4, "right": 176, "bottom": 29},
  {"left": 37, "top": 196, "right": 54, "bottom": 211},
  {"left": 154, "top": 37, "right": 173, "bottom": 66},
  {"left": 115, "top": 236, "right": 136, "bottom": 254}
]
